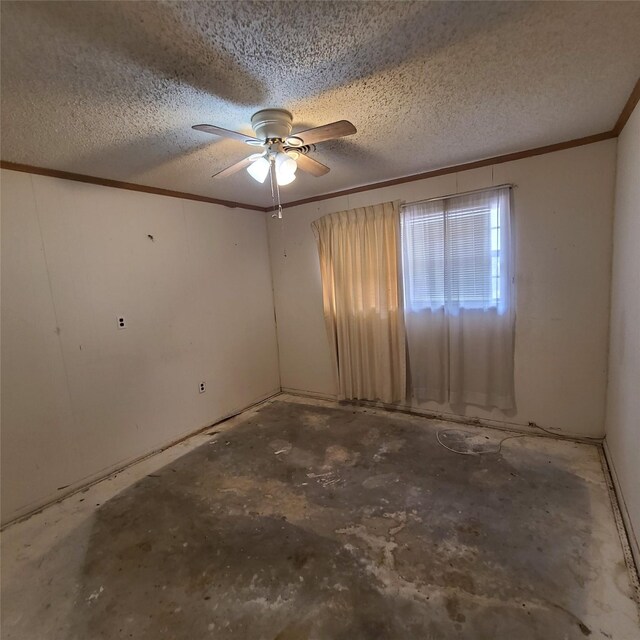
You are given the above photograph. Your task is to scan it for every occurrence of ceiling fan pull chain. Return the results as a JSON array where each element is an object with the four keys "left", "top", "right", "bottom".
[
  {"left": 269, "top": 155, "right": 283, "bottom": 220},
  {"left": 275, "top": 171, "right": 283, "bottom": 220},
  {"left": 269, "top": 156, "right": 277, "bottom": 216},
  {"left": 274, "top": 165, "right": 286, "bottom": 257}
]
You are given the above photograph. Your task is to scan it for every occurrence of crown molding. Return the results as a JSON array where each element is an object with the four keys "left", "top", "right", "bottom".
[
  {"left": 0, "top": 161, "right": 266, "bottom": 212},
  {"left": 280, "top": 131, "right": 616, "bottom": 209},
  {"left": 2, "top": 76, "right": 637, "bottom": 213},
  {"left": 613, "top": 77, "right": 640, "bottom": 136}
]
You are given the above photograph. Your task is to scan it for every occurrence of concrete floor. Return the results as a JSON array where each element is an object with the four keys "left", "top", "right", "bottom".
[{"left": 2, "top": 395, "right": 639, "bottom": 639}]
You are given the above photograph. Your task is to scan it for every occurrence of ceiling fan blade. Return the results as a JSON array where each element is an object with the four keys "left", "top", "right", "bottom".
[
  {"left": 212, "top": 156, "right": 256, "bottom": 179},
  {"left": 295, "top": 153, "right": 330, "bottom": 177},
  {"left": 193, "top": 124, "right": 261, "bottom": 145},
  {"left": 294, "top": 120, "right": 356, "bottom": 146}
]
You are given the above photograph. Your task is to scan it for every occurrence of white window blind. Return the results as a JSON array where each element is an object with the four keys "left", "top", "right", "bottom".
[{"left": 401, "top": 187, "right": 511, "bottom": 313}]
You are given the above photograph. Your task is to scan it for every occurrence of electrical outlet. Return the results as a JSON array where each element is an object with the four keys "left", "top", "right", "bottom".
[
  {"left": 117, "top": 316, "right": 126, "bottom": 330},
  {"left": 199, "top": 382, "right": 206, "bottom": 394}
]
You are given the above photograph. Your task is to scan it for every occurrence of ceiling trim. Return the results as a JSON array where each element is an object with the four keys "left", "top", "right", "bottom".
[
  {"left": 279, "top": 130, "right": 616, "bottom": 209},
  {"left": 613, "top": 77, "right": 640, "bottom": 136},
  {"left": 1, "top": 76, "right": 637, "bottom": 213},
  {"left": 0, "top": 132, "right": 618, "bottom": 214},
  {"left": 0, "top": 161, "right": 266, "bottom": 212}
]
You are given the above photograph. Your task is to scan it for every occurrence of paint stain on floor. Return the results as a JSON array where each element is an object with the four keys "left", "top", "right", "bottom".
[{"left": 3, "top": 400, "right": 639, "bottom": 639}]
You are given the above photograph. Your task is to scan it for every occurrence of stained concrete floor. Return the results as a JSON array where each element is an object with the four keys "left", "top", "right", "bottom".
[{"left": 2, "top": 396, "right": 639, "bottom": 640}]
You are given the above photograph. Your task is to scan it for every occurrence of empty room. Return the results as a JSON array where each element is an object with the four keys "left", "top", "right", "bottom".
[{"left": 1, "top": 1, "right": 639, "bottom": 638}]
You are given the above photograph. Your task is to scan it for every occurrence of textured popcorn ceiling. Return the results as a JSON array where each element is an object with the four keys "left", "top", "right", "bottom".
[{"left": 2, "top": 1, "right": 639, "bottom": 207}]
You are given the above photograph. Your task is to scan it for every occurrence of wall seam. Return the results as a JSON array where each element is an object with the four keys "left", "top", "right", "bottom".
[
  {"left": 264, "top": 213, "right": 283, "bottom": 391},
  {"left": 602, "top": 137, "right": 620, "bottom": 434},
  {"left": 29, "top": 173, "right": 77, "bottom": 426}
]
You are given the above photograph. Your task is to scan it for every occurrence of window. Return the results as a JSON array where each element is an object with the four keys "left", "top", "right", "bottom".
[
  {"left": 401, "top": 186, "right": 511, "bottom": 313},
  {"left": 401, "top": 186, "right": 515, "bottom": 409}
]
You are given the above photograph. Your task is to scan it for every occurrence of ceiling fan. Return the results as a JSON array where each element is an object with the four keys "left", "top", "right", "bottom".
[{"left": 192, "top": 109, "right": 357, "bottom": 186}]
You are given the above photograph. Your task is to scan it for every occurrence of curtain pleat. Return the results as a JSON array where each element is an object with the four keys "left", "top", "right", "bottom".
[{"left": 312, "top": 201, "right": 406, "bottom": 404}]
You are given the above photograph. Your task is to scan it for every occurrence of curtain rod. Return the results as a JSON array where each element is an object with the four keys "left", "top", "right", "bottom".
[{"left": 403, "top": 183, "right": 514, "bottom": 208}]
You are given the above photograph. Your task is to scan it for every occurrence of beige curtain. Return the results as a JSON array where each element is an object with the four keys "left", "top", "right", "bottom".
[
  {"left": 312, "top": 201, "right": 406, "bottom": 404},
  {"left": 401, "top": 187, "right": 515, "bottom": 410}
]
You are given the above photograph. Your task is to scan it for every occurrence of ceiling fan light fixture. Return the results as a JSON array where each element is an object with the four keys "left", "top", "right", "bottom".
[
  {"left": 275, "top": 151, "right": 297, "bottom": 185},
  {"left": 246, "top": 156, "right": 270, "bottom": 183},
  {"left": 276, "top": 171, "right": 296, "bottom": 186},
  {"left": 193, "top": 109, "right": 356, "bottom": 194},
  {"left": 285, "top": 136, "right": 304, "bottom": 147}
]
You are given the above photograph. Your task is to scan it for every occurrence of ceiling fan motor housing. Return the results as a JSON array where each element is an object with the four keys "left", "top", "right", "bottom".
[{"left": 251, "top": 108, "right": 293, "bottom": 141}]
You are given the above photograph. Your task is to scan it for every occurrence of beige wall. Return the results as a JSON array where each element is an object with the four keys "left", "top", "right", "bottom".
[
  {"left": 0, "top": 137, "right": 623, "bottom": 526},
  {"left": 605, "top": 102, "right": 640, "bottom": 565},
  {"left": 1, "top": 170, "right": 280, "bottom": 525},
  {"left": 268, "top": 140, "right": 617, "bottom": 438}
]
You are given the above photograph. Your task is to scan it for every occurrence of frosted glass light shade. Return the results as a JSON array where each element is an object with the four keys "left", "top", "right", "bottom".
[
  {"left": 246, "top": 156, "right": 270, "bottom": 183},
  {"left": 275, "top": 152, "right": 297, "bottom": 185},
  {"left": 276, "top": 171, "right": 296, "bottom": 186}
]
